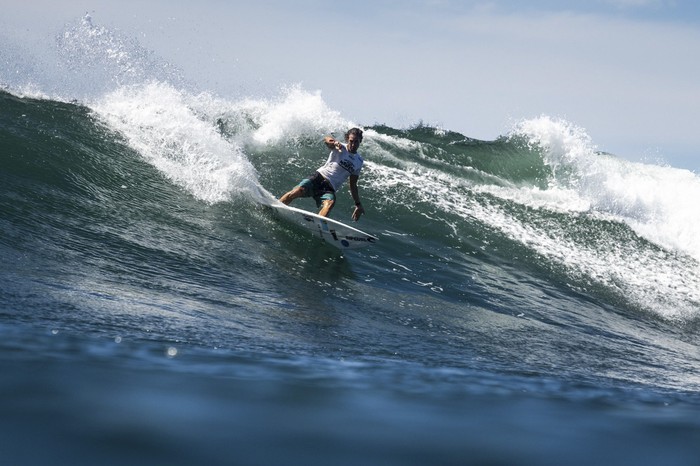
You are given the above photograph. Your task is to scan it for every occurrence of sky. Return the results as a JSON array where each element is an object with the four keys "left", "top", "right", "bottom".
[{"left": 2, "top": 0, "right": 699, "bottom": 171}]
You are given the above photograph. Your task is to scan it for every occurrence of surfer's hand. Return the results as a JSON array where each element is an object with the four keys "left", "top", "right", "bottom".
[
  {"left": 325, "top": 137, "right": 340, "bottom": 150},
  {"left": 352, "top": 204, "right": 365, "bottom": 222}
]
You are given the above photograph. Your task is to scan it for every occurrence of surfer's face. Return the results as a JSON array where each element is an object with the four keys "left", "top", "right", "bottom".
[{"left": 346, "top": 134, "right": 361, "bottom": 153}]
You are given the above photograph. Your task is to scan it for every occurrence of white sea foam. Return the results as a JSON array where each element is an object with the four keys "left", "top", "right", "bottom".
[
  {"left": 367, "top": 119, "right": 700, "bottom": 320},
  {"left": 514, "top": 116, "right": 700, "bottom": 263},
  {"left": 92, "top": 81, "right": 268, "bottom": 204},
  {"left": 240, "top": 86, "right": 349, "bottom": 145}
]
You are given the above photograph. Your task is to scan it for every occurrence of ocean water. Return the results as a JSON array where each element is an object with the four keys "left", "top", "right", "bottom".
[{"left": 2, "top": 14, "right": 700, "bottom": 466}]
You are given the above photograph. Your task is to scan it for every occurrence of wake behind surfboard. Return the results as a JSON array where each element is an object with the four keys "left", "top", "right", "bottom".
[{"left": 269, "top": 203, "right": 378, "bottom": 249}]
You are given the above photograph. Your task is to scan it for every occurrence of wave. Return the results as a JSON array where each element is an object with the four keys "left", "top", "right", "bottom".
[{"left": 2, "top": 84, "right": 699, "bottom": 325}]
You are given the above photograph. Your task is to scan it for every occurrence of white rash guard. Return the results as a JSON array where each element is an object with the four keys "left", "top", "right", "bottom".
[{"left": 316, "top": 144, "right": 364, "bottom": 191}]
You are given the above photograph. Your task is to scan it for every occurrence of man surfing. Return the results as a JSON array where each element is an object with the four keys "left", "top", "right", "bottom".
[{"left": 279, "top": 127, "right": 365, "bottom": 221}]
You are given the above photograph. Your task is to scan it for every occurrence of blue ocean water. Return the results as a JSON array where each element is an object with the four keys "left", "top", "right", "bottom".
[{"left": 2, "top": 14, "right": 700, "bottom": 466}]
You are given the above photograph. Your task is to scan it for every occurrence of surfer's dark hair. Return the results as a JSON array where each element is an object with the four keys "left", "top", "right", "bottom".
[{"left": 345, "top": 127, "right": 363, "bottom": 142}]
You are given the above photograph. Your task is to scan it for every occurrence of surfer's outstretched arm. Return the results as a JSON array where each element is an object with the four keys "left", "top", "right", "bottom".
[{"left": 349, "top": 175, "right": 364, "bottom": 221}]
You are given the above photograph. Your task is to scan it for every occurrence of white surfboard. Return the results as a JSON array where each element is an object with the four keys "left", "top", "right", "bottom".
[{"left": 270, "top": 203, "right": 378, "bottom": 249}]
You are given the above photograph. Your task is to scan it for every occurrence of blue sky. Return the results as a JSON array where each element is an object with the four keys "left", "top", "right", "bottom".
[{"left": 2, "top": 0, "right": 699, "bottom": 170}]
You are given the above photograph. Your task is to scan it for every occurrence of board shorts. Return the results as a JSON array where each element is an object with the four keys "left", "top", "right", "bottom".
[{"left": 297, "top": 171, "right": 336, "bottom": 207}]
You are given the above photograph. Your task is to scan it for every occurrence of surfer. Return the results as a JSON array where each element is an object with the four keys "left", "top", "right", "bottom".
[{"left": 279, "top": 127, "right": 365, "bottom": 221}]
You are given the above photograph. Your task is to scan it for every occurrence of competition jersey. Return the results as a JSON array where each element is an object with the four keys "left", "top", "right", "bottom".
[{"left": 316, "top": 144, "right": 364, "bottom": 191}]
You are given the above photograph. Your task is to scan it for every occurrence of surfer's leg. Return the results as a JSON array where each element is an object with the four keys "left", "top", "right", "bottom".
[
  {"left": 318, "top": 199, "right": 335, "bottom": 217},
  {"left": 279, "top": 185, "right": 306, "bottom": 205}
]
